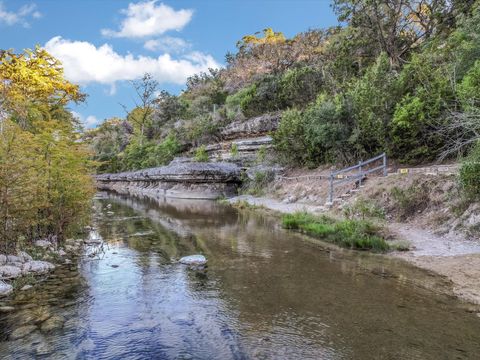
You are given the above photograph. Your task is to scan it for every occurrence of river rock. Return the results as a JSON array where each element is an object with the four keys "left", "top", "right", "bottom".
[
  {"left": 22, "top": 261, "right": 55, "bottom": 275},
  {"left": 6, "top": 255, "right": 23, "bottom": 264},
  {"left": 10, "top": 325, "right": 37, "bottom": 340},
  {"left": 179, "top": 255, "right": 207, "bottom": 265},
  {"left": 20, "top": 285, "right": 33, "bottom": 291},
  {"left": 0, "top": 281, "right": 13, "bottom": 297},
  {"left": 0, "top": 265, "right": 22, "bottom": 279}
]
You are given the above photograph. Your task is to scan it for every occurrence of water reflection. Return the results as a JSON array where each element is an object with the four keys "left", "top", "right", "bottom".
[{"left": 0, "top": 192, "right": 479, "bottom": 359}]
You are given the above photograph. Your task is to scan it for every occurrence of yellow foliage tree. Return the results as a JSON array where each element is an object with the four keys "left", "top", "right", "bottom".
[{"left": 0, "top": 47, "right": 85, "bottom": 129}]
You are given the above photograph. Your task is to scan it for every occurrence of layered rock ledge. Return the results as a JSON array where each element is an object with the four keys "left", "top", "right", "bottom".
[{"left": 96, "top": 160, "right": 242, "bottom": 199}]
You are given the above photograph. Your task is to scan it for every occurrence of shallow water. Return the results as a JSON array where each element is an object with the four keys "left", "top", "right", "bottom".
[{"left": 1, "top": 192, "right": 480, "bottom": 359}]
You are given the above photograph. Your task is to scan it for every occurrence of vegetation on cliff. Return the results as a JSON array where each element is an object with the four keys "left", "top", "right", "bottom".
[
  {"left": 87, "top": 0, "right": 480, "bottom": 181},
  {"left": 0, "top": 48, "right": 94, "bottom": 252}
]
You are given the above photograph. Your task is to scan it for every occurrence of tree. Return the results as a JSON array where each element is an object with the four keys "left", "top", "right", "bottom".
[
  {"left": 0, "top": 47, "right": 85, "bottom": 129},
  {"left": 125, "top": 73, "right": 159, "bottom": 143},
  {"left": 333, "top": 0, "right": 457, "bottom": 67}
]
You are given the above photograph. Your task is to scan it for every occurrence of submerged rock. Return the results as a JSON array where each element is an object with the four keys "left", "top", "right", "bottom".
[
  {"left": 0, "top": 265, "right": 22, "bottom": 279},
  {"left": 40, "top": 315, "right": 65, "bottom": 332},
  {"left": 179, "top": 255, "right": 207, "bottom": 265},
  {"left": 0, "top": 281, "right": 13, "bottom": 297},
  {"left": 22, "top": 261, "right": 55, "bottom": 275},
  {"left": 10, "top": 325, "right": 37, "bottom": 340}
]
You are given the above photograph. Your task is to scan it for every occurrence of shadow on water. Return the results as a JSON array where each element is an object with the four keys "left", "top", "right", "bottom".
[{"left": 1, "top": 191, "right": 480, "bottom": 359}]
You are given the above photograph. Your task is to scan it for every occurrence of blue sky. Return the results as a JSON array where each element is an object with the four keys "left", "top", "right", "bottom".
[{"left": 1, "top": 0, "right": 338, "bottom": 128}]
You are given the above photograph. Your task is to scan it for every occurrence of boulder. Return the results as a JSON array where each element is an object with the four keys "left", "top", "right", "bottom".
[
  {"left": 0, "top": 254, "right": 6, "bottom": 265},
  {"left": 0, "top": 265, "right": 22, "bottom": 279},
  {"left": 179, "top": 255, "right": 207, "bottom": 265},
  {"left": 0, "top": 281, "right": 13, "bottom": 297},
  {"left": 22, "top": 261, "right": 55, "bottom": 275}
]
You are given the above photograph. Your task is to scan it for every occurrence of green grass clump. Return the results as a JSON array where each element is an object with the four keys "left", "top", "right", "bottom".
[{"left": 282, "top": 212, "right": 389, "bottom": 252}]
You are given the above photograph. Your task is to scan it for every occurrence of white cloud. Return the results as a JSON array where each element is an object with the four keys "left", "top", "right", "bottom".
[
  {"left": 44, "top": 36, "right": 220, "bottom": 88},
  {"left": 71, "top": 111, "right": 101, "bottom": 129},
  {"left": 101, "top": 1, "right": 193, "bottom": 38},
  {"left": 144, "top": 36, "right": 191, "bottom": 53},
  {"left": 0, "top": 2, "right": 41, "bottom": 27}
]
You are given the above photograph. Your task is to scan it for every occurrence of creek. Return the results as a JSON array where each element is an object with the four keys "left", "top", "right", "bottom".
[{"left": 0, "top": 192, "right": 479, "bottom": 359}]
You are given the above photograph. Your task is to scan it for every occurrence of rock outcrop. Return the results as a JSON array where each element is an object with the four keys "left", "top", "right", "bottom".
[
  {"left": 220, "top": 112, "right": 281, "bottom": 140},
  {"left": 96, "top": 160, "right": 241, "bottom": 199}
]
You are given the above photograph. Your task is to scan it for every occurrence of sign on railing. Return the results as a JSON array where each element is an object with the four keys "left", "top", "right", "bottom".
[{"left": 327, "top": 153, "right": 387, "bottom": 204}]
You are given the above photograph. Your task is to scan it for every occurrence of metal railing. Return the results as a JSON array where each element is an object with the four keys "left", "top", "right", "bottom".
[{"left": 327, "top": 153, "right": 387, "bottom": 203}]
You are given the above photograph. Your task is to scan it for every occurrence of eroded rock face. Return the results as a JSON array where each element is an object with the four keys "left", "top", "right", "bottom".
[
  {"left": 220, "top": 113, "right": 281, "bottom": 140},
  {"left": 96, "top": 161, "right": 241, "bottom": 200}
]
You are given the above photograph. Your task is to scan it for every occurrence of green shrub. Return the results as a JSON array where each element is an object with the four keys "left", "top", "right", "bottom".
[
  {"left": 460, "top": 141, "right": 480, "bottom": 199},
  {"left": 194, "top": 145, "right": 209, "bottom": 162},
  {"left": 230, "top": 143, "right": 239, "bottom": 158},
  {"left": 225, "top": 84, "right": 257, "bottom": 117},
  {"left": 390, "top": 183, "right": 430, "bottom": 220},
  {"left": 272, "top": 108, "right": 307, "bottom": 164},
  {"left": 243, "top": 170, "right": 275, "bottom": 196},
  {"left": 278, "top": 66, "right": 323, "bottom": 108},
  {"left": 152, "top": 134, "right": 181, "bottom": 165},
  {"left": 186, "top": 114, "right": 219, "bottom": 143},
  {"left": 282, "top": 212, "right": 389, "bottom": 252},
  {"left": 256, "top": 145, "right": 267, "bottom": 163},
  {"left": 273, "top": 96, "right": 351, "bottom": 167},
  {"left": 343, "top": 198, "right": 385, "bottom": 220}
]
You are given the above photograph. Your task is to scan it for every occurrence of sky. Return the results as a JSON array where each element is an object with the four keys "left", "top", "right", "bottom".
[{"left": 1, "top": 0, "right": 338, "bottom": 128}]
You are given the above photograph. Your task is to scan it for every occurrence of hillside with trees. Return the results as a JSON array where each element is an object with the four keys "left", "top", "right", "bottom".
[{"left": 88, "top": 0, "right": 479, "bottom": 201}]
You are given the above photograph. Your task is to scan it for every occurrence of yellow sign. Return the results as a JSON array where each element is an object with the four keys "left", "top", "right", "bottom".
[
  {"left": 336, "top": 174, "right": 345, "bottom": 179},
  {"left": 399, "top": 168, "right": 409, "bottom": 174}
]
